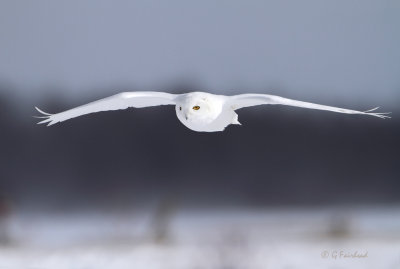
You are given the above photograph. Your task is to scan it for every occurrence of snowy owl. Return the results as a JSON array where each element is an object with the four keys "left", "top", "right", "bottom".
[{"left": 35, "top": 91, "right": 390, "bottom": 132}]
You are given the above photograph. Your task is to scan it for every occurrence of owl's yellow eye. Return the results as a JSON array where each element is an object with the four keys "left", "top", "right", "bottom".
[{"left": 192, "top": 106, "right": 200, "bottom": 110}]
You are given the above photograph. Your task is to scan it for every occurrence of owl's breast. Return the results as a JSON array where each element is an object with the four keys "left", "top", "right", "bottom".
[{"left": 176, "top": 106, "right": 239, "bottom": 132}]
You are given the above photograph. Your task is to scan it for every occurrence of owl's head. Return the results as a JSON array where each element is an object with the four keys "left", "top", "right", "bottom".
[{"left": 175, "top": 92, "right": 223, "bottom": 127}]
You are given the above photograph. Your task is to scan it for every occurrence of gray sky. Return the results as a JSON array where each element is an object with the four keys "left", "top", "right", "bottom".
[{"left": 0, "top": 0, "right": 399, "bottom": 106}]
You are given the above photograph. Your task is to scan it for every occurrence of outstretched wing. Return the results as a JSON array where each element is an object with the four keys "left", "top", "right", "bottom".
[
  {"left": 228, "top": 94, "right": 390, "bottom": 119},
  {"left": 35, "top": 91, "right": 178, "bottom": 126}
]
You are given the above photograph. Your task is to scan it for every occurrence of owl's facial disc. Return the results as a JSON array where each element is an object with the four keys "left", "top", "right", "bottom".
[
  {"left": 177, "top": 100, "right": 207, "bottom": 122},
  {"left": 175, "top": 93, "right": 224, "bottom": 130},
  {"left": 182, "top": 99, "right": 216, "bottom": 124}
]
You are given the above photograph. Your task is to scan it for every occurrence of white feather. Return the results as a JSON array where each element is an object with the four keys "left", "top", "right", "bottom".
[
  {"left": 228, "top": 94, "right": 391, "bottom": 119},
  {"left": 35, "top": 92, "right": 177, "bottom": 126}
]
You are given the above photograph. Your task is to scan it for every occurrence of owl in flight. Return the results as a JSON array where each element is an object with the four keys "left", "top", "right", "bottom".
[{"left": 35, "top": 91, "right": 390, "bottom": 132}]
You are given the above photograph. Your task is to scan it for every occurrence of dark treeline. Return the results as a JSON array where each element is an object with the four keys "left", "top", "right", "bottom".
[{"left": 0, "top": 94, "right": 399, "bottom": 209}]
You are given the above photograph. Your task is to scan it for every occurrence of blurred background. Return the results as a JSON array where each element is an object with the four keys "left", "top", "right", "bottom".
[{"left": 0, "top": 0, "right": 399, "bottom": 268}]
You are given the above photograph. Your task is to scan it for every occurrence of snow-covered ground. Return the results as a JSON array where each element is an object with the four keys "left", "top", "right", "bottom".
[{"left": 0, "top": 206, "right": 399, "bottom": 269}]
